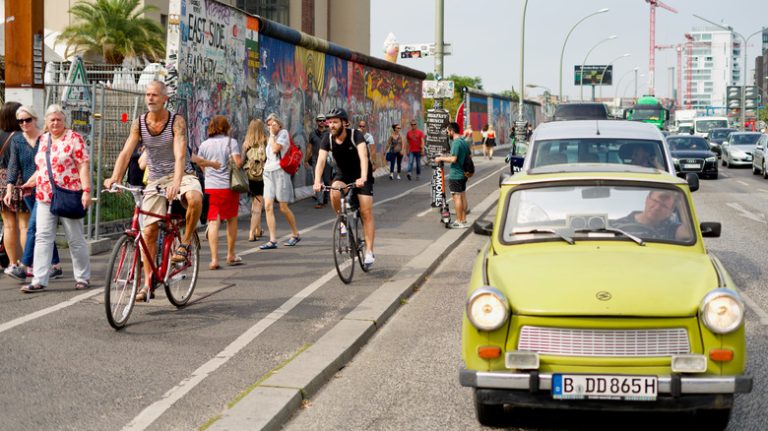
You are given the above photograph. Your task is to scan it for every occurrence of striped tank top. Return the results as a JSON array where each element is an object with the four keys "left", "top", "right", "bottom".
[{"left": 139, "top": 112, "right": 180, "bottom": 182}]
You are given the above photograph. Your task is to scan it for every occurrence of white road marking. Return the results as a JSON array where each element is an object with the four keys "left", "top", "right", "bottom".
[
  {"left": 417, "top": 165, "right": 507, "bottom": 217},
  {"left": 736, "top": 180, "right": 749, "bottom": 186},
  {"left": 758, "top": 189, "right": 768, "bottom": 193},
  {"left": 121, "top": 267, "right": 339, "bottom": 431},
  {"left": 725, "top": 202, "right": 766, "bottom": 223},
  {"left": 0, "top": 289, "right": 103, "bottom": 335}
]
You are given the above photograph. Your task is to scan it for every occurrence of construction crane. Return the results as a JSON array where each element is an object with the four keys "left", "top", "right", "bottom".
[
  {"left": 645, "top": 0, "right": 678, "bottom": 96},
  {"left": 656, "top": 35, "right": 711, "bottom": 110}
]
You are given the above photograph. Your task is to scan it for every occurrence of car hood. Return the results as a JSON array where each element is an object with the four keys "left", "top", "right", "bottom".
[
  {"left": 487, "top": 246, "right": 716, "bottom": 317},
  {"left": 729, "top": 145, "right": 754, "bottom": 152},
  {"left": 671, "top": 150, "right": 716, "bottom": 159}
]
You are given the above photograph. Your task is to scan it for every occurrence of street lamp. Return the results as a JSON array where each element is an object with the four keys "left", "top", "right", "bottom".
[
  {"left": 614, "top": 67, "right": 639, "bottom": 100},
  {"left": 598, "top": 53, "right": 631, "bottom": 100},
  {"left": 580, "top": 35, "right": 618, "bottom": 100},
  {"left": 559, "top": 8, "right": 610, "bottom": 102},
  {"left": 516, "top": 0, "right": 529, "bottom": 144},
  {"left": 623, "top": 73, "right": 645, "bottom": 97},
  {"left": 693, "top": 14, "right": 763, "bottom": 131}
]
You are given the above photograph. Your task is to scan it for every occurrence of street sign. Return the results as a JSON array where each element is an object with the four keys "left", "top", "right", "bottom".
[
  {"left": 422, "top": 80, "right": 455, "bottom": 99},
  {"left": 425, "top": 108, "right": 450, "bottom": 159},
  {"left": 574, "top": 65, "right": 612, "bottom": 85},
  {"left": 400, "top": 43, "right": 452, "bottom": 59}
]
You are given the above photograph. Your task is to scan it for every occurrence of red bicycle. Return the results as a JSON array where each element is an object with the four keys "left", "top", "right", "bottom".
[{"left": 102, "top": 184, "right": 200, "bottom": 329}]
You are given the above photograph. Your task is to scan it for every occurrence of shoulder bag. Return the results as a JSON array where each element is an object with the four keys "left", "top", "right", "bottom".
[
  {"left": 228, "top": 136, "right": 249, "bottom": 193},
  {"left": 45, "top": 134, "right": 86, "bottom": 219},
  {"left": 279, "top": 133, "right": 303, "bottom": 175}
]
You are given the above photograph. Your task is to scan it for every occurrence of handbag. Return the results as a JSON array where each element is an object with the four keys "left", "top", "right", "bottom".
[
  {"left": 278, "top": 134, "right": 303, "bottom": 175},
  {"left": 45, "top": 135, "right": 86, "bottom": 219},
  {"left": 228, "top": 136, "right": 249, "bottom": 193}
]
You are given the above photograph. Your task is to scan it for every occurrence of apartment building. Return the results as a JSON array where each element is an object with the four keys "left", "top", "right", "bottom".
[{"left": 685, "top": 27, "right": 740, "bottom": 112}]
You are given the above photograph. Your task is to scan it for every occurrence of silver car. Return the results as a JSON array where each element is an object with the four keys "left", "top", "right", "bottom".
[
  {"left": 721, "top": 132, "right": 761, "bottom": 168},
  {"left": 751, "top": 134, "right": 768, "bottom": 178},
  {"left": 521, "top": 120, "right": 676, "bottom": 175}
]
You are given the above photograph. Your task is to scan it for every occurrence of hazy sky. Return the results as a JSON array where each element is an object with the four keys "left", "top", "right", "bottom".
[{"left": 370, "top": 0, "right": 767, "bottom": 101}]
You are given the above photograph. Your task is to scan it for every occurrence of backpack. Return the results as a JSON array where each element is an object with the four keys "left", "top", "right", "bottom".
[
  {"left": 279, "top": 134, "right": 303, "bottom": 175},
  {"left": 245, "top": 143, "right": 266, "bottom": 180},
  {"left": 461, "top": 139, "right": 475, "bottom": 178}
]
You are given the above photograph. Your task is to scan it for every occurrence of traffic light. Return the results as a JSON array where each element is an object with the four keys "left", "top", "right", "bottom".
[
  {"left": 745, "top": 87, "right": 760, "bottom": 118},
  {"left": 727, "top": 86, "right": 742, "bottom": 109}
]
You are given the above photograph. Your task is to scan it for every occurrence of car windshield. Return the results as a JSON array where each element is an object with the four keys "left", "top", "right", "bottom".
[
  {"left": 730, "top": 134, "right": 760, "bottom": 146},
  {"left": 668, "top": 137, "right": 709, "bottom": 152},
  {"left": 502, "top": 184, "right": 694, "bottom": 245},
  {"left": 710, "top": 129, "right": 734, "bottom": 140},
  {"left": 695, "top": 120, "right": 728, "bottom": 133},
  {"left": 530, "top": 139, "right": 668, "bottom": 170},
  {"left": 554, "top": 104, "right": 607, "bottom": 120},
  {"left": 630, "top": 107, "right": 662, "bottom": 121}
]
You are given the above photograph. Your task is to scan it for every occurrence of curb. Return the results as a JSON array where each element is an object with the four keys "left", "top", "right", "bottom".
[{"left": 208, "top": 189, "right": 499, "bottom": 431}]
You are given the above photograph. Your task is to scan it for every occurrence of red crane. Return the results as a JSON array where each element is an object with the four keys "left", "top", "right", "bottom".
[
  {"left": 646, "top": 0, "right": 678, "bottom": 96},
  {"left": 656, "top": 35, "right": 711, "bottom": 109}
]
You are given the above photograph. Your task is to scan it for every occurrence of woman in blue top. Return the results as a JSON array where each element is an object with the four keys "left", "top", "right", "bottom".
[{"left": 3, "top": 105, "right": 61, "bottom": 281}]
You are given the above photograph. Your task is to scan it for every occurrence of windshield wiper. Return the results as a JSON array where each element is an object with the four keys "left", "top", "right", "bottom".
[
  {"left": 574, "top": 228, "right": 645, "bottom": 246},
  {"left": 512, "top": 228, "right": 574, "bottom": 245}
]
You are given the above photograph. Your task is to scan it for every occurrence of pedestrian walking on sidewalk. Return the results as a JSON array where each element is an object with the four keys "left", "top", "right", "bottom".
[
  {"left": 197, "top": 115, "right": 244, "bottom": 269},
  {"left": 434, "top": 122, "right": 470, "bottom": 229},
  {"left": 357, "top": 119, "right": 376, "bottom": 170},
  {"left": 0, "top": 101, "right": 29, "bottom": 277},
  {"left": 21, "top": 104, "right": 92, "bottom": 293},
  {"left": 259, "top": 113, "right": 301, "bottom": 250},
  {"left": 306, "top": 114, "right": 329, "bottom": 208},
  {"left": 405, "top": 120, "right": 425, "bottom": 180},
  {"left": 482, "top": 124, "right": 497, "bottom": 160},
  {"left": 3, "top": 105, "right": 62, "bottom": 281},
  {"left": 385, "top": 124, "right": 405, "bottom": 179},
  {"left": 243, "top": 118, "right": 267, "bottom": 241}
]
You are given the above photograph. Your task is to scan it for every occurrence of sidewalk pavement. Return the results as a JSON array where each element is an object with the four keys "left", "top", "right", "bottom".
[{"left": 207, "top": 187, "right": 499, "bottom": 431}]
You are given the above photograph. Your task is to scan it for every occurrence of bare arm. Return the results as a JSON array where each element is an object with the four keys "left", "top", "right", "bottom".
[
  {"left": 79, "top": 160, "right": 92, "bottom": 208},
  {"left": 357, "top": 140, "right": 369, "bottom": 182},
  {"left": 165, "top": 115, "right": 187, "bottom": 200},
  {"left": 104, "top": 119, "right": 141, "bottom": 188},
  {"left": 313, "top": 149, "right": 329, "bottom": 191}
]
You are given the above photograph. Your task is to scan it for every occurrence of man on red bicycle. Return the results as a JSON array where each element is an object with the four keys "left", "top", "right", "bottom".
[
  {"left": 105, "top": 80, "right": 209, "bottom": 299},
  {"left": 312, "top": 108, "right": 376, "bottom": 268}
]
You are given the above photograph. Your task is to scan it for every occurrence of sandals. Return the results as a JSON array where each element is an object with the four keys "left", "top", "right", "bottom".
[
  {"left": 20, "top": 284, "right": 46, "bottom": 293},
  {"left": 227, "top": 256, "right": 244, "bottom": 266},
  {"left": 259, "top": 241, "right": 278, "bottom": 250},
  {"left": 209, "top": 263, "right": 221, "bottom": 270},
  {"left": 284, "top": 236, "right": 301, "bottom": 247},
  {"left": 135, "top": 286, "right": 155, "bottom": 302},
  {"left": 171, "top": 243, "right": 192, "bottom": 263},
  {"left": 74, "top": 281, "right": 90, "bottom": 290}
]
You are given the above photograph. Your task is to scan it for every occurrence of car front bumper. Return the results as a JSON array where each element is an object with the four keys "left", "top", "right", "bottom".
[{"left": 460, "top": 369, "right": 752, "bottom": 411}]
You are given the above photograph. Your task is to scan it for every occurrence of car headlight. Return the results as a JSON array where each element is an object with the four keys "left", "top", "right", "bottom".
[
  {"left": 466, "top": 287, "right": 509, "bottom": 331},
  {"left": 672, "top": 157, "right": 679, "bottom": 165},
  {"left": 700, "top": 289, "right": 745, "bottom": 334},
  {"left": 706, "top": 156, "right": 717, "bottom": 162}
]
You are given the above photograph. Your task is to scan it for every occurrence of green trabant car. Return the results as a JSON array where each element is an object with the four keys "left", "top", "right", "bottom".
[{"left": 460, "top": 166, "right": 752, "bottom": 429}]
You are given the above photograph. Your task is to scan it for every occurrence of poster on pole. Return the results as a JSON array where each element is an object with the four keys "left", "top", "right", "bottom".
[
  {"left": 425, "top": 108, "right": 450, "bottom": 159},
  {"left": 422, "top": 80, "right": 455, "bottom": 99},
  {"left": 574, "top": 65, "right": 613, "bottom": 85}
]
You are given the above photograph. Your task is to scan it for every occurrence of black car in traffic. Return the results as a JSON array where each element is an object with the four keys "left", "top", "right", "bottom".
[
  {"left": 667, "top": 135, "right": 719, "bottom": 179},
  {"left": 705, "top": 127, "right": 736, "bottom": 156}
]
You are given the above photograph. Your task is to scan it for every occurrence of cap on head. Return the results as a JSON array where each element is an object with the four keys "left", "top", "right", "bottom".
[{"left": 315, "top": 114, "right": 326, "bottom": 121}]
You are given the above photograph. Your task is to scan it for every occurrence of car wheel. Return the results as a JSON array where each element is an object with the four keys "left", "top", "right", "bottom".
[
  {"left": 710, "top": 172, "right": 718, "bottom": 180},
  {"left": 692, "top": 408, "right": 731, "bottom": 431},
  {"left": 753, "top": 163, "right": 760, "bottom": 175},
  {"left": 721, "top": 157, "right": 727, "bottom": 167},
  {"left": 474, "top": 391, "right": 506, "bottom": 427},
  {"left": 763, "top": 161, "right": 768, "bottom": 179}
]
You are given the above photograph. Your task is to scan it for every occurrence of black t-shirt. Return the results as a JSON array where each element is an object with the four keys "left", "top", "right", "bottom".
[
  {"left": 613, "top": 211, "right": 680, "bottom": 240},
  {"left": 321, "top": 128, "right": 373, "bottom": 181}
]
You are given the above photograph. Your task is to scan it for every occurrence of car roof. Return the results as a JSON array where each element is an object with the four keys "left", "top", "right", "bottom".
[
  {"left": 501, "top": 168, "right": 687, "bottom": 187},
  {"left": 533, "top": 120, "right": 664, "bottom": 141}
]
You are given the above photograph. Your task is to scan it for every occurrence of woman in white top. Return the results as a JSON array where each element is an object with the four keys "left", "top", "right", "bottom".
[
  {"left": 259, "top": 113, "right": 300, "bottom": 250},
  {"left": 197, "top": 115, "right": 243, "bottom": 269}
]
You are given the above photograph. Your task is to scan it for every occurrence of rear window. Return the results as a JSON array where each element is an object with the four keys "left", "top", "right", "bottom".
[
  {"left": 730, "top": 134, "right": 761, "bottom": 146},
  {"left": 554, "top": 104, "right": 608, "bottom": 120},
  {"left": 530, "top": 139, "right": 667, "bottom": 170}
]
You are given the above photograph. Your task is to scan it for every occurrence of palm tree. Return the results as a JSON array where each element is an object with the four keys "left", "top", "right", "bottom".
[{"left": 57, "top": 0, "right": 166, "bottom": 64}]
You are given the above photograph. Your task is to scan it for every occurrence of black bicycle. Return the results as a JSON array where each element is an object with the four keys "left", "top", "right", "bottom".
[{"left": 322, "top": 183, "right": 369, "bottom": 284}]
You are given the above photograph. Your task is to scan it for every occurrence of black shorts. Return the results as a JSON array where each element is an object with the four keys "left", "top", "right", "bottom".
[
  {"left": 333, "top": 176, "right": 374, "bottom": 196},
  {"left": 248, "top": 179, "right": 264, "bottom": 197},
  {"left": 448, "top": 178, "right": 467, "bottom": 193}
]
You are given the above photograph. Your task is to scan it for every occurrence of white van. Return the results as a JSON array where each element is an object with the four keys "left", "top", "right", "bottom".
[{"left": 693, "top": 116, "right": 729, "bottom": 138}]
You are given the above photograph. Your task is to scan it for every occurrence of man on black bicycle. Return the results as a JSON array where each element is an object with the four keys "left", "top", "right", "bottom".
[{"left": 313, "top": 108, "right": 376, "bottom": 268}]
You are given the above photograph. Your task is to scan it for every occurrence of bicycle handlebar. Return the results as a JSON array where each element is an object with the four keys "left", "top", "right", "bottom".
[
  {"left": 320, "top": 183, "right": 357, "bottom": 192},
  {"left": 102, "top": 184, "right": 167, "bottom": 198}
]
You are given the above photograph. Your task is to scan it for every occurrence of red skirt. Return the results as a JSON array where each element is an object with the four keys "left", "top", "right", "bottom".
[{"left": 206, "top": 188, "right": 239, "bottom": 221}]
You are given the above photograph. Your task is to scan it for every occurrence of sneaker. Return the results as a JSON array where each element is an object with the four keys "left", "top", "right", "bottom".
[
  {"left": 7, "top": 265, "right": 27, "bottom": 281},
  {"left": 49, "top": 266, "right": 64, "bottom": 280},
  {"left": 397, "top": 174, "right": 401, "bottom": 180},
  {"left": 284, "top": 236, "right": 301, "bottom": 246},
  {"left": 389, "top": 173, "right": 394, "bottom": 180},
  {"left": 407, "top": 173, "right": 411, "bottom": 180},
  {"left": 449, "top": 221, "right": 469, "bottom": 229},
  {"left": 364, "top": 251, "right": 375, "bottom": 267}
]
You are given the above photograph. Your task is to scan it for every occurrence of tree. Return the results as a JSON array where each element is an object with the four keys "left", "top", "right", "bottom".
[
  {"left": 422, "top": 74, "right": 483, "bottom": 120},
  {"left": 57, "top": 0, "right": 166, "bottom": 64}
]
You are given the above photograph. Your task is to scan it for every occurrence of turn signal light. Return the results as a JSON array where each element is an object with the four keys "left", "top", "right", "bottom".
[
  {"left": 709, "top": 349, "right": 734, "bottom": 362},
  {"left": 477, "top": 346, "right": 502, "bottom": 359}
]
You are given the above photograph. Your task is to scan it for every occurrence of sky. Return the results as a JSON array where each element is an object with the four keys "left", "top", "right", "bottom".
[{"left": 370, "top": 0, "right": 767, "bottom": 101}]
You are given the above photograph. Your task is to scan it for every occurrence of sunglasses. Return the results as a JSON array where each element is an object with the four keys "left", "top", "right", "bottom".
[
  {"left": 410, "top": 123, "right": 417, "bottom": 126},
  {"left": 358, "top": 125, "right": 366, "bottom": 128},
  {"left": 18, "top": 117, "right": 34, "bottom": 124}
]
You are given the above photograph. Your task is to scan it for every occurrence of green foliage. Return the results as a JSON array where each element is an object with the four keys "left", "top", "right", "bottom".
[
  {"left": 57, "top": 0, "right": 166, "bottom": 64},
  {"left": 98, "top": 189, "right": 135, "bottom": 222},
  {"left": 421, "top": 74, "right": 484, "bottom": 120},
  {"left": 499, "top": 89, "right": 519, "bottom": 101}
]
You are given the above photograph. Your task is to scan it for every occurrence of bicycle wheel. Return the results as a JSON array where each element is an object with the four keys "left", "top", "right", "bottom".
[
  {"left": 165, "top": 231, "right": 200, "bottom": 307},
  {"left": 333, "top": 216, "right": 355, "bottom": 284},
  {"left": 354, "top": 214, "right": 369, "bottom": 272},
  {"left": 104, "top": 235, "right": 140, "bottom": 330}
]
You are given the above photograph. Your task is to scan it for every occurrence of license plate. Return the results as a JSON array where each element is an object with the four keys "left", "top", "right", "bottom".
[
  {"left": 552, "top": 374, "right": 657, "bottom": 401},
  {"left": 683, "top": 163, "right": 700, "bottom": 169}
]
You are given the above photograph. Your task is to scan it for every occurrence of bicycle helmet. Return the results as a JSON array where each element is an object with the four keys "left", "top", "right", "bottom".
[{"left": 325, "top": 107, "right": 348, "bottom": 121}]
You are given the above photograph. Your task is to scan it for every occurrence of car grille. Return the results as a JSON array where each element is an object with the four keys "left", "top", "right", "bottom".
[{"left": 517, "top": 326, "right": 690, "bottom": 357}]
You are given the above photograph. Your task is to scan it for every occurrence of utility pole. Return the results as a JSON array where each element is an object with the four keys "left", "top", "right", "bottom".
[{"left": 434, "top": 0, "right": 444, "bottom": 101}]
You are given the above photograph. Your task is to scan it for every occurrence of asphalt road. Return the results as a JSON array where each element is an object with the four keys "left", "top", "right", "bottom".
[
  {"left": 0, "top": 156, "right": 505, "bottom": 431},
  {"left": 281, "top": 164, "right": 768, "bottom": 431}
]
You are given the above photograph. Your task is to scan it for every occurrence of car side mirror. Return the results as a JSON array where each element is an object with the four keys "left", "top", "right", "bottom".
[
  {"left": 473, "top": 221, "right": 493, "bottom": 236},
  {"left": 686, "top": 173, "right": 699, "bottom": 192},
  {"left": 700, "top": 222, "right": 721, "bottom": 237}
]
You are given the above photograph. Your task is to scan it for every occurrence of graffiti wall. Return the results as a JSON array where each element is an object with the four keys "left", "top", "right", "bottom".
[
  {"left": 466, "top": 89, "right": 540, "bottom": 144},
  {"left": 166, "top": 0, "right": 424, "bottom": 192}
]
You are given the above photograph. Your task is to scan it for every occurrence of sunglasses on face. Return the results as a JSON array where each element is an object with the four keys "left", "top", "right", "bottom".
[{"left": 18, "top": 117, "right": 34, "bottom": 124}]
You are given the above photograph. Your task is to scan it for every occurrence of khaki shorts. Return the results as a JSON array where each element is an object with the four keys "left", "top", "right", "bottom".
[{"left": 141, "top": 174, "right": 202, "bottom": 226}]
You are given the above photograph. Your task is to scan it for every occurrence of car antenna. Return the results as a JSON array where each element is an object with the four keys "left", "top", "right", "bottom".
[{"left": 595, "top": 120, "right": 601, "bottom": 136}]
